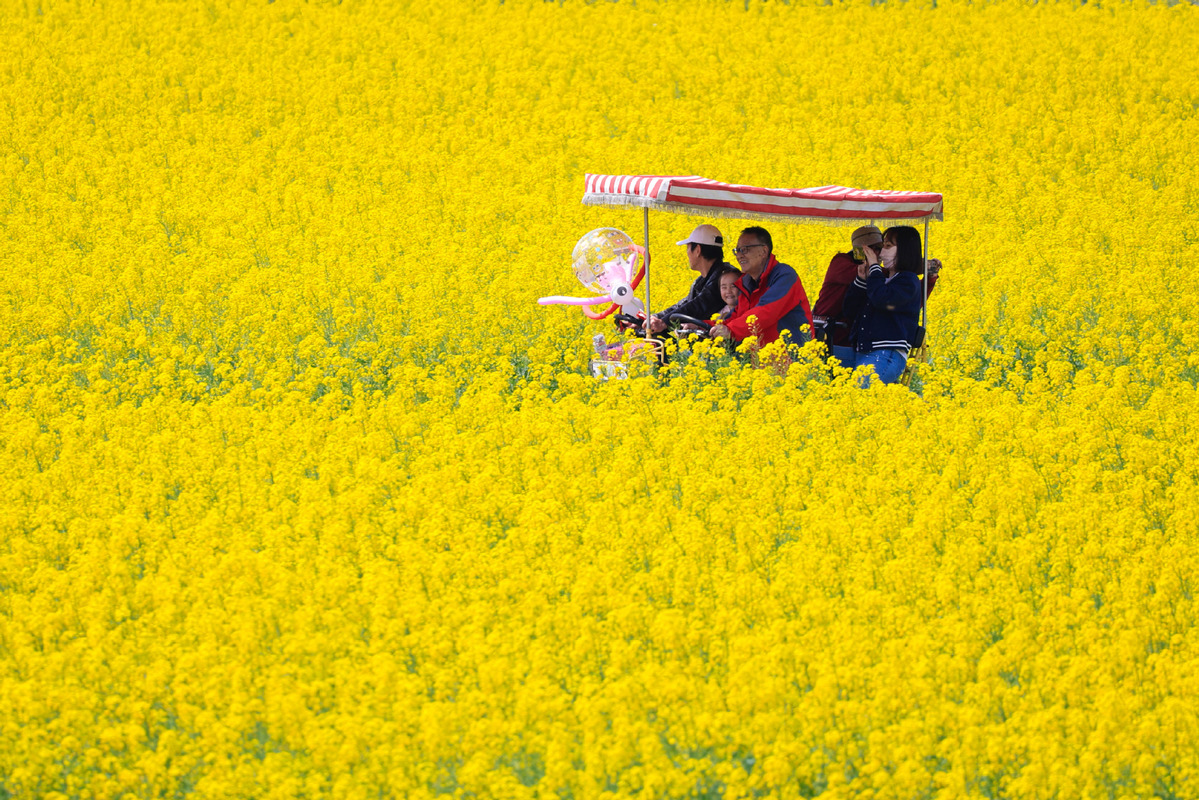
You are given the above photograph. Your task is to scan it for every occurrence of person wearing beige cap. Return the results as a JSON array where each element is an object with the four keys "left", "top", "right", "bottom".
[
  {"left": 647, "top": 224, "right": 734, "bottom": 334},
  {"left": 814, "top": 225, "right": 942, "bottom": 364}
]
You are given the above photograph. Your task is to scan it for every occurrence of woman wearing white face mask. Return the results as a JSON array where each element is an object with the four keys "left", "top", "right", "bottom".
[{"left": 838, "top": 226, "right": 937, "bottom": 385}]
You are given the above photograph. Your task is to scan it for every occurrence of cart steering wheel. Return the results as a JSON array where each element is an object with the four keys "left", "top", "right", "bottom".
[{"left": 667, "top": 314, "right": 713, "bottom": 336}]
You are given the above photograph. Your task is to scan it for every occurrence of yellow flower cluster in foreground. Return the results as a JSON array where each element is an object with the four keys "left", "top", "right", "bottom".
[{"left": 2, "top": 0, "right": 1199, "bottom": 797}]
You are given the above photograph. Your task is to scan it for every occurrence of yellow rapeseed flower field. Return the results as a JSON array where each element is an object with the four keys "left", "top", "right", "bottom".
[{"left": 2, "top": 0, "right": 1198, "bottom": 797}]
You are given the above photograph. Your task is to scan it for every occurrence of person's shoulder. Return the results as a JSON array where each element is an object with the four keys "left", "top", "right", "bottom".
[
  {"left": 825, "top": 252, "right": 857, "bottom": 277},
  {"left": 705, "top": 264, "right": 732, "bottom": 282},
  {"left": 771, "top": 261, "right": 799, "bottom": 279},
  {"left": 704, "top": 262, "right": 733, "bottom": 283}
]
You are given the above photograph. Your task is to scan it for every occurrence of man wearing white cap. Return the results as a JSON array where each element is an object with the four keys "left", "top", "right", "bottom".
[{"left": 647, "top": 224, "right": 733, "bottom": 334}]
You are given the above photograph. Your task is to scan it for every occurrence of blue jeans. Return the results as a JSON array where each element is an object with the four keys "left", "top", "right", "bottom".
[{"left": 831, "top": 347, "right": 907, "bottom": 385}]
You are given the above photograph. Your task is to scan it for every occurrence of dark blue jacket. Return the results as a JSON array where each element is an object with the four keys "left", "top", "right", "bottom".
[{"left": 842, "top": 266, "right": 924, "bottom": 355}]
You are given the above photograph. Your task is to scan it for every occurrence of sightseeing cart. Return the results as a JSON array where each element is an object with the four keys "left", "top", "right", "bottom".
[{"left": 544, "top": 174, "right": 944, "bottom": 381}]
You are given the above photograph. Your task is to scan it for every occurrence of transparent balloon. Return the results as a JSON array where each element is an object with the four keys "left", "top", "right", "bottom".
[{"left": 571, "top": 228, "right": 637, "bottom": 294}]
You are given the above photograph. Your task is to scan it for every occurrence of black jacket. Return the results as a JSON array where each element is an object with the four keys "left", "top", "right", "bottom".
[{"left": 658, "top": 262, "right": 733, "bottom": 322}]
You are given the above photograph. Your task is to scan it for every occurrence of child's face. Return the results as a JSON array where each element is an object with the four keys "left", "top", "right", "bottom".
[{"left": 720, "top": 273, "right": 740, "bottom": 306}]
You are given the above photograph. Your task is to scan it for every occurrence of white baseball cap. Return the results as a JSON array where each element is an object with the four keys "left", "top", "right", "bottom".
[{"left": 676, "top": 224, "right": 724, "bottom": 248}]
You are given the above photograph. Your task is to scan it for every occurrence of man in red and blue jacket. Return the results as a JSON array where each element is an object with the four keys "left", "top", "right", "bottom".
[{"left": 710, "top": 226, "right": 813, "bottom": 348}]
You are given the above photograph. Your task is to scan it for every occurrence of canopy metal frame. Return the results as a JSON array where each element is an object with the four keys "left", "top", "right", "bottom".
[{"left": 582, "top": 174, "right": 943, "bottom": 384}]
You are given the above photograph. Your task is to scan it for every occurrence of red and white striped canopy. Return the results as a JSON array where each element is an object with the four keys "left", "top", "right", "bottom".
[{"left": 583, "top": 173, "right": 943, "bottom": 223}]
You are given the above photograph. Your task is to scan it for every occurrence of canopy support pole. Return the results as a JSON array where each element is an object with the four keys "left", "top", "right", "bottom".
[
  {"left": 643, "top": 207, "right": 651, "bottom": 320},
  {"left": 922, "top": 218, "right": 930, "bottom": 330}
]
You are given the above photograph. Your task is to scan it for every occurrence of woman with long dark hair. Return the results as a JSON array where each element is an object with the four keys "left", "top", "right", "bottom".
[{"left": 837, "top": 225, "right": 933, "bottom": 384}]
